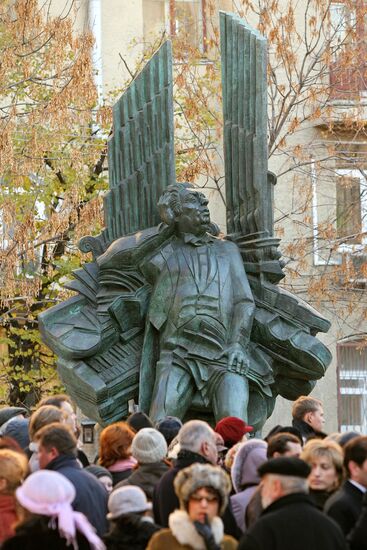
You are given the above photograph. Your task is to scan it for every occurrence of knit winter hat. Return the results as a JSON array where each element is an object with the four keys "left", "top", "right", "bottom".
[
  {"left": 132, "top": 427, "right": 168, "bottom": 463},
  {"left": 3, "top": 417, "right": 30, "bottom": 449},
  {"left": 174, "top": 463, "right": 231, "bottom": 516},
  {"left": 0, "top": 407, "right": 27, "bottom": 429},
  {"left": 156, "top": 416, "right": 182, "bottom": 446},
  {"left": 107, "top": 486, "right": 152, "bottom": 519},
  {"left": 16, "top": 470, "right": 105, "bottom": 550},
  {"left": 214, "top": 416, "right": 253, "bottom": 447}
]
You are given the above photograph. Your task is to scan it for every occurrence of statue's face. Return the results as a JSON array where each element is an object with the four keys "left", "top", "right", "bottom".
[{"left": 176, "top": 189, "right": 211, "bottom": 235}]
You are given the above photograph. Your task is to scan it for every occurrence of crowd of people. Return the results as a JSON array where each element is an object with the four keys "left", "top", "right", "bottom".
[{"left": 0, "top": 394, "right": 366, "bottom": 549}]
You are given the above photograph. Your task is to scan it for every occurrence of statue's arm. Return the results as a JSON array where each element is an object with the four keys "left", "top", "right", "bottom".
[
  {"left": 133, "top": 224, "right": 174, "bottom": 266},
  {"left": 228, "top": 243, "right": 255, "bottom": 347},
  {"left": 218, "top": 242, "right": 255, "bottom": 374},
  {"left": 98, "top": 223, "right": 174, "bottom": 278}
]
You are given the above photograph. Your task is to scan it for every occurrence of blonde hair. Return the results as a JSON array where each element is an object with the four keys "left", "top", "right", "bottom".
[
  {"left": 29, "top": 405, "right": 65, "bottom": 441},
  {"left": 292, "top": 396, "right": 322, "bottom": 421},
  {"left": 301, "top": 439, "right": 344, "bottom": 486},
  {"left": 0, "top": 449, "right": 28, "bottom": 493}
]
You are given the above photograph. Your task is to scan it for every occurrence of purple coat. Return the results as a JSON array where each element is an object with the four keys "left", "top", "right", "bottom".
[{"left": 230, "top": 439, "right": 267, "bottom": 532}]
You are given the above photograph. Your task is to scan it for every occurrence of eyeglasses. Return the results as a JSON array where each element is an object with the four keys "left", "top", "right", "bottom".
[{"left": 190, "top": 494, "right": 219, "bottom": 504}]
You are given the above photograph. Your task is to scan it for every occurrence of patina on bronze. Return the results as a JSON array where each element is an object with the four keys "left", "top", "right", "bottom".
[{"left": 39, "top": 14, "right": 332, "bottom": 430}]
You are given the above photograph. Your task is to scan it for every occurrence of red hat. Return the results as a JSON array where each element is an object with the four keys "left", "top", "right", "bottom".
[{"left": 214, "top": 417, "right": 253, "bottom": 447}]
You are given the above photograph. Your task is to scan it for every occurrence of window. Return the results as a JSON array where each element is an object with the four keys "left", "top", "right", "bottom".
[
  {"left": 167, "top": 0, "right": 207, "bottom": 52},
  {"left": 337, "top": 339, "right": 367, "bottom": 433},
  {"left": 142, "top": 0, "right": 207, "bottom": 52},
  {"left": 336, "top": 169, "right": 367, "bottom": 245},
  {"left": 329, "top": 2, "right": 367, "bottom": 98},
  {"left": 330, "top": 2, "right": 356, "bottom": 56}
]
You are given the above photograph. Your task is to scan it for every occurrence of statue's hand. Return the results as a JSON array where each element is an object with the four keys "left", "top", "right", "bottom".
[{"left": 218, "top": 343, "right": 249, "bottom": 375}]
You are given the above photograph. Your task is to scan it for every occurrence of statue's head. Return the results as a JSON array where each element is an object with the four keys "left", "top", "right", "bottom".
[{"left": 158, "top": 183, "right": 211, "bottom": 236}]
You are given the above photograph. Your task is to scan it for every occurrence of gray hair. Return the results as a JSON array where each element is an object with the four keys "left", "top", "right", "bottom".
[
  {"left": 178, "top": 420, "right": 216, "bottom": 453},
  {"left": 273, "top": 474, "right": 309, "bottom": 495}
]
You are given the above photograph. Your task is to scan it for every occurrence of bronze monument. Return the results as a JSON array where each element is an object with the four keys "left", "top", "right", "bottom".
[{"left": 39, "top": 13, "right": 332, "bottom": 431}]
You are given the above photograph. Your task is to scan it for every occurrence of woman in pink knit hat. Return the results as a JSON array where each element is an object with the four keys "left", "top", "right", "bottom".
[{"left": 2, "top": 470, "right": 105, "bottom": 550}]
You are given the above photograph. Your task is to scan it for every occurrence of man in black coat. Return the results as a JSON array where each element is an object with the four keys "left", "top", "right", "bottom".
[
  {"left": 153, "top": 419, "right": 241, "bottom": 539},
  {"left": 239, "top": 457, "right": 347, "bottom": 550},
  {"left": 325, "top": 435, "right": 367, "bottom": 536},
  {"left": 347, "top": 491, "right": 367, "bottom": 550},
  {"left": 36, "top": 422, "right": 108, "bottom": 537},
  {"left": 291, "top": 395, "right": 326, "bottom": 442}
]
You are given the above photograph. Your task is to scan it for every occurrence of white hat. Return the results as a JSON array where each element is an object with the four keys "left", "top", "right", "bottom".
[
  {"left": 16, "top": 471, "right": 105, "bottom": 550},
  {"left": 107, "top": 486, "right": 152, "bottom": 519},
  {"left": 132, "top": 427, "right": 167, "bottom": 463}
]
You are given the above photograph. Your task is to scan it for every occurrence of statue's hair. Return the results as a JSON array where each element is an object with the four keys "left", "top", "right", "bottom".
[{"left": 158, "top": 182, "right": 195, "bottom": 225}]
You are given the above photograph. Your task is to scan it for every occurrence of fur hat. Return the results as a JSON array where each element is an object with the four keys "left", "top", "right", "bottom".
[
  {"left": 174, "top": 463, "right": 231, "bottom": 515},
  {"left": 132, "top": 427, "right": 167, "bottom": 463},
  {"left": 0, "top": 407, "right": 27, "bottom": 429},
  {"left": 214, "top": 417, "right": 253, "bottom": 447}
]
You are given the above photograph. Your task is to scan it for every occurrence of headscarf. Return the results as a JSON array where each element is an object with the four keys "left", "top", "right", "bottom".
[{"left": 16, "top": 470, "right": 105, "bottom": 550}]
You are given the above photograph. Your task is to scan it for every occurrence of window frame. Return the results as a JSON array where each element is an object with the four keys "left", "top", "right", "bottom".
[
  {"left": 335, "top": 168, "right": 367, "bottom": 253},
  {"left": 337, "top": 338, "right": 367, "bottom": 433},
  {"left": 165, "top": 0, "right": 207, "bottom": 53}
]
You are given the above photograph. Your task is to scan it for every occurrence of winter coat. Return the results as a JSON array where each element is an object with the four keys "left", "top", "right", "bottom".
[
  {"left": 244, "top": 488, "right": 262, "bottom": 529},
  {"left": 147, "top": 510, "right": 238, "bottom": 550},
  {"left": 46, "top": 454, "right": 108, "bottom": 536},
  {"left": 230, "top": 440, "right": 267, "bottom": 532},
  {"left": 347, "top": 491, "right": 367, "bottom": 550},
  {"left": 291, "top": 419, "right": 325, "bottom": 442},
  {"left": 1, "top": 516, "right": 93, "bottom": 550},
  {"left": 324, "top": 480, "right": 364, "bottom": 536},
  {"left": 115, "top": 460, "right": 170, "bottom": 500},
  {"left": 153, "top": 449, "right": 241, "bottom": 539},
  {"left": 309, "top": 488, "right": 337, "bottom": 511},
  {"left": 104, "top": 515, "right": 160, "bottom": 550},
  {"left": 238, "top": 493, "right": 347, "bottom": 550},
  {"left": 107, "top": 457, "right": 137, "bottom": 486},
  {"left": 0, "top": 494, "right": 18, "bottom": 544}
]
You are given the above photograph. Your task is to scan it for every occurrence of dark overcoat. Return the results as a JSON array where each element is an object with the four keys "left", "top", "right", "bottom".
[
  {"left": 2, "top": 517, "right": 92, "bottom": 550},
  {"left": 238, "top": 493, "right": 347, "bottom": 550},
  {"left": 46, "top": 454, "right": 108, "bottom": 536},
  {"left": 324, "top": 479, "right": 364, "bottom": 536}
]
